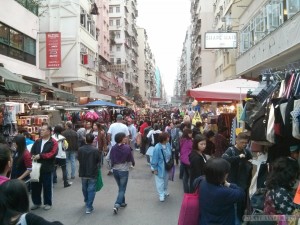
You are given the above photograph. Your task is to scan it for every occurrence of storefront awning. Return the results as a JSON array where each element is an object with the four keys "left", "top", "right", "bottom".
[
  {"left": 29, "top": 81, "right": 76, "bottom": 102},
  {"left": 187, "top": 79, "right": 259, "bottom": 101},
  {"left": 0, "top": 67, "right": 32, "bottom": 93}
]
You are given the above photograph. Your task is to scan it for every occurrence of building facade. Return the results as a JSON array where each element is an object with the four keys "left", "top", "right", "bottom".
[
  {"left": 109, "top": 0, "right": 139, "bottom": 99},
  {"left": 0, "top": 0, "right": 44, "bottom": 89},
  {"left": 236, "top": 0, "right": 300, "bottom": 78},
  {"left": 39, "top": 0, "right": 113, "bottom": 101},
  {"left": 137, "top": 27, "right": 156, "bottom": 105}
]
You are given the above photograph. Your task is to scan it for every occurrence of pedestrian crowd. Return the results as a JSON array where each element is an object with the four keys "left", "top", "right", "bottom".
[{"left": 0, "top": 110, "right": 300, "bottom": 225}]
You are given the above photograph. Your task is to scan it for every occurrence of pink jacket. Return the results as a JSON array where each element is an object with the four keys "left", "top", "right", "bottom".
[{"left": 180, "top": 138, "right": 193, "bottom": 165}]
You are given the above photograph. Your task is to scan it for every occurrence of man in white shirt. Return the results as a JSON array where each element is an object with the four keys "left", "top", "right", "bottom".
[
  {"left": 107, "top": 115, "right": 129, "bottom": 146},
  {"left": 106, "top": 115, "right": 130, "bottom": 175}
]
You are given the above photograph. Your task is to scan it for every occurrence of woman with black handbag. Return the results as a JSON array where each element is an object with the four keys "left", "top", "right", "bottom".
[{"left": 151, "top": 132, "right": 173, "bottom": 202}]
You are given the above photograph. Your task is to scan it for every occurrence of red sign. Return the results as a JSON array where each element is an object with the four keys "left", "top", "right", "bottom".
[{"left": 46, "top": 32, "right": 61, "bottom": 68}]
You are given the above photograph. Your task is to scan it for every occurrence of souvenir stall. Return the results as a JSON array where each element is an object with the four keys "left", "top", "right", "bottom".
[{"left": 187, "top": 79, "right": 259, "bottom": 141}]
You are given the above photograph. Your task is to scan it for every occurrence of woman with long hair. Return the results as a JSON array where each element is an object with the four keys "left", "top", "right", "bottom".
[
  {"left": 189, "top": 134, "right": 207, "bottom": 193},
  {"left": 264, "top": 157, "right": 300, "bottom": 215},
  {"left": 180, "top": 128, "right": 193, "bottom": 193},
  {"left": 52, "top": 125, "right": 71, "bottom": 188},
  {"left": 10, "top": 135, "right": 31, "bottom": 182},
  {"left": 151, "top": 132, "right": 172, "bottom": 202},
  {"left": 0, "top": 179, "right": 63, "bottom": 225}
]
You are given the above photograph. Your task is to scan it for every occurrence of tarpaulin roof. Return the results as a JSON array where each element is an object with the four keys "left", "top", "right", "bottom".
[
  {"left": 0, "top": 67, "right": 32, "bottom": 93},
  {"left": 187, "top": 79, "right": 259, "bottom": 101}
]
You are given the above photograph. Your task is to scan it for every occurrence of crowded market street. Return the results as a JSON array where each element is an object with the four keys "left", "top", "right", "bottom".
[{"left": 31, "top": 152, "right": 183, "bottom": 225}]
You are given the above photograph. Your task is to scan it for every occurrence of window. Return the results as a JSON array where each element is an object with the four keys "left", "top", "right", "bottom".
[
  {"left": 116, "top": 58, "right": 121, "bottom": 64},
  {"left": 15, "top": 0, "right": 38, "bottom": 15},
  {"left": 0, "top": 23, "right": 9, "bottom": 45},
  {"left": 110, "top": 45, "right": 113, "bottom": 51},
  {"left": 109, "top": 6, "right": 113, "bottom": 13},
  {"left": 24, "top": 36, "right": 35, "bottom": 55},
  {"left": 116, "top": 45, "right": 121, "bottom": 51},
  {"left": 109, "top": 19, "right": 113, "bottom": 26},
  {"left": 115, "top": 31, "right": 121, "bottom": 38},
  {"left": 10, "top": 29, "right": 23, "bottom": 50},
  {"left": 80, "top": 8, "right": 86, "bottom": 28},
  {"left": 116, "top": 5, "right": 120, "bottom": 13},
  {"left": 116, "top": 19, "right": 120, "bottom": 26},
  {"left": 110, "top": 58, "right": 114, "bottom": 64},
  {"left": 0, "top": 22, "right": 36, "bottom": 65},
  {"left": 287, "top": 0, "right": 300, "bottom": 18}
]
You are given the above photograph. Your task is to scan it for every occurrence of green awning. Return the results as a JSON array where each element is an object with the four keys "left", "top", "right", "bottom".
[
  {"left": 0, "top": 67, "right": 32, "bottom": 93},
  {"left": 29, "top": 81, "right": 76, "bottom": 101}
]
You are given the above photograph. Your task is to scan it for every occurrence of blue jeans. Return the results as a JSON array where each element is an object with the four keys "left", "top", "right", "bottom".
[
  {"left": 81, "top": 178, "right": 96, "bottom": 210},
  {"left": 66, "top": 151, "right": 76, "bottom": 178},
  {"left": 113, "top": 170, "right": 129, "bottom": 207},
  {"left": 31, "top": 172, "right": 53, "bottom": 206}
]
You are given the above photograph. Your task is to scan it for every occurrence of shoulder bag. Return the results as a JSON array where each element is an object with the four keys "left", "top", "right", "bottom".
[{"left": 160, "top": 148, "right": 174, "bottom": 171}]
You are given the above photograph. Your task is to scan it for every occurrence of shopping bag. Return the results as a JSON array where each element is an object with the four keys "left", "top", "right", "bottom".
[
  {"left": 96, "top": 168, "right": 103, "bottom": 192},
  {"left": 31, "top": 161, "right": 41, "bottom": 182},
  {"left": 178, "top": 187, "right": 199, "bottom": 225}
]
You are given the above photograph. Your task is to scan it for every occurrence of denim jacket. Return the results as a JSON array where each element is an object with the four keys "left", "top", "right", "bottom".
[{"left": 151, "top": 142, "right": 172, "bottom": 178}]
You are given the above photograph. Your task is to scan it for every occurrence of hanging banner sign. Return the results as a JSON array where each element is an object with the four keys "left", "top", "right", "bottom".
[{"left": 46, "top": 32, "right": 61, "bottom": 68}]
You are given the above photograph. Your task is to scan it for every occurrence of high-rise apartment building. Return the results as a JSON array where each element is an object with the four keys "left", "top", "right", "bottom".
[
  {"left": 137, "top": 27, "right": 156, "bottom": 105},
  {"left": 190, "top": 0, "right": 215, "bottom": 87},
  {"left": 109, "top": 0, "right": 139, "bottom": 99}
]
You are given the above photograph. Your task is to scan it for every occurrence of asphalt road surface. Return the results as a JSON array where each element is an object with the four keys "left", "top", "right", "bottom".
[{"left": 31, "top": 151, "right": 184, "bottom": 225}]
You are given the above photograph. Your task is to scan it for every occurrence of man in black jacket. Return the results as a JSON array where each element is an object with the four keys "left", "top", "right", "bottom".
[
  {"left": 62, "top": 121, "right": 79, "bottom": 179},
  {"left": 222, "top": 132, "right": 252, "bottom": 224},
  {"left": 78, "top": 133, "right": 101, "bottom": 214},
  {"left": 31, "top": 125, "right": 58, "bottom": 211}
]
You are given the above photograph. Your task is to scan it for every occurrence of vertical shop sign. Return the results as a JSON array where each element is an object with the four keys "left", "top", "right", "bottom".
[{"left": 46, "top": 32, "right": 61, "bottom": 68}]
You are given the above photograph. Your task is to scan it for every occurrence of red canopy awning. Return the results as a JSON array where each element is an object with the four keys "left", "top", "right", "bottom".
[{"left": 187, "top": 79, "right": 259, "bottom": 101}]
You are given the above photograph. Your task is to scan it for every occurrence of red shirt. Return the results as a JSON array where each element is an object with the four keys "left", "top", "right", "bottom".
[{"left": 140, "top": 122, "right": 149, "bottom": 136}]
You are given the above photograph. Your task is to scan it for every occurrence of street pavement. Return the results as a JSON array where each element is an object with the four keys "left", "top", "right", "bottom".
[{"left": 31, "top": 151, "right": 184, "bottom": 225}]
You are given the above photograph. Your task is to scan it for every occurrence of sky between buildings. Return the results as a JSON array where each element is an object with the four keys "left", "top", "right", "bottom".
[{"left": 137, "top": 0, "right": 191, "bottom": 97}]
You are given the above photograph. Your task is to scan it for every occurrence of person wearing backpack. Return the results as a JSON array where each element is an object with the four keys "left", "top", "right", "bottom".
[{"left": 52, "top": 125, "right": 71, "bottom": 188}]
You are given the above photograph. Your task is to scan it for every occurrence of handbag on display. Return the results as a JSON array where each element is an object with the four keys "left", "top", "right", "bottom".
[
  {"left": 178, "top": 186, "right": 200, "bottom": 225},
  {"left": 31, "top": 161, "right": 41, "bottom": 182},
  {"left": 291, "top": 99, "right": 300, "bottom": 140}
]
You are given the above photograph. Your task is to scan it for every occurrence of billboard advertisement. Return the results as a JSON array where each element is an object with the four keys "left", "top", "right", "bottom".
[
  {"left": 205, "top": 32, "right": 237, "bottom": 49},
  {"left": 46, "top": 32, "right": 61, "bottom": 68}
]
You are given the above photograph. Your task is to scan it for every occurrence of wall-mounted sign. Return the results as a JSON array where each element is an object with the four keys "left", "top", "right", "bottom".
[
  {"left": 107, "top": 64, "right": 126, "bottom": 72},
  {"left": 205, "top": 32, "right": 237, "bottom": 49},
  {"left": 46, "top": 32, "right": 61, "bottom": 68}
]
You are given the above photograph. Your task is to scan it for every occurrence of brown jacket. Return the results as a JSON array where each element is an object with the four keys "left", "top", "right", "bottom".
[{"left": 97, "top": 130, "right": 107, "bottom": 153}]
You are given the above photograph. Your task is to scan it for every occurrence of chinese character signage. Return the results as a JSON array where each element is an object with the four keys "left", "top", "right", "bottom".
[{"left": 46, "top": 32, "right": 61, "bottom": 68}]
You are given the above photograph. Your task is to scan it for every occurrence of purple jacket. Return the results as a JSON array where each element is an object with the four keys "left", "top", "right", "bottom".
[
  {"left": 110, "top": 144, "right": 135, "bottom": 167},
  {"left": 180, "top": 138, "right": 193, "bottom": 165}
]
